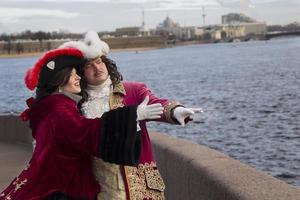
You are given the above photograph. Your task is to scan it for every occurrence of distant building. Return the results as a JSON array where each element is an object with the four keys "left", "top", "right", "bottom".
[
  {"left": 201, "top": 21, "right": 266, "bottom": 42},
  {"left": 219, "top": 22, "right": 266, "bottom": 39},
  {"left": 155, "top": 16, "right": 204, "bottom": 40},
  {"left": 219, "top": 13, "right": 266, "bottom": 39},
  {"left": 202, "top": 26, "right": 222, "bottom": 40},
  {"left": 180, "top": 26, "right": 204, "bottom": 40},
  {"left": 115, "top": 27, "right": 150, "bottom": 37},
  {"left": 98, "top": 31, "right": 116, "bottom": 38},
  {"left": 156, "top": 16, "right": 181, "bottom": 38},
  {"left": 210, "top": 30, "right": 222, "bottom": 41},
  {"left": 217, "top": 24, "right": 246, "bottom": 39},
  {"left": 242, "top": 23, "right": 267, "bottom": 36},
  {"left": 222, "top": 13, "right": 256, "bottom": 24}
]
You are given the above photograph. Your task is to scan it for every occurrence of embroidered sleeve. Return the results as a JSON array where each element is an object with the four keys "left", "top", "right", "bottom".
[
  {"left": 136, "top": 83, "right": 183, "bottom": 124},
  {"left": 163, "top": 101, "right": 183, "bottom": 124}
]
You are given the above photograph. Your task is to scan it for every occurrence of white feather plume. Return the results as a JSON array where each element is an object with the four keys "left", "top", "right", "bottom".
[
  {"left": 59, "top": 31, "right": 110, "bottom": 59},
  {"left": 83, "top": 30, "right": 110, "bottom": 58},
  {"left": 58, "top": 41, "right": 88, "bottom": 57}
]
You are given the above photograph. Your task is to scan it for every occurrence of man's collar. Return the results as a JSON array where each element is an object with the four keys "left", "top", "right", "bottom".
[{"left": 113, "top": 82, "right": 126, "bottom": 95}]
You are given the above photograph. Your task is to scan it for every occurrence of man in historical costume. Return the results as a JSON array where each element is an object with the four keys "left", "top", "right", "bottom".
[
  {"left": 60, "top": 31, "right": 202, "bottom": 200},
  {"left": 0, "top": 47, "right": 163, "bottom": 200}
]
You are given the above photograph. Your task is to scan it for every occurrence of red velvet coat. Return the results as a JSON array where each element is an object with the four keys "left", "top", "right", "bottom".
[
  {"left": 109, "top": 81, "right": 181, "bottom": 200},
  {"left": 1, "top": 94, "right": 101, "bottom": 199},
  {"left": 121, "top": 81, "right": 178, "bottom": 164},
  {"left": 1, "top": 94, "right": 139, "bottom": 200}
]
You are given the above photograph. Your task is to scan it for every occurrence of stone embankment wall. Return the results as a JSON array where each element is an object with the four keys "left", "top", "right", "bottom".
[
  {"left": 0, "top": 114, "right": 299, "bottom": 200},
  {"left": 0, "top": 36, "right": 166, "bottom": 54},
  {"left": 103, "top": 36, "right": 166, "bottom": 49}
]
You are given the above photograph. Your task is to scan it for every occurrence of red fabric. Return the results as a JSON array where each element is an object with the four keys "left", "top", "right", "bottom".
[
  {"left": 20, "top": 97, "right": 34, "bottom": 121},
  {"left": 121, "top": 82, "right": 170, "bottom": 164},
  {"left": 1, "top": 94, "right": 101, "bottom": 200},
  {"left": 119, "top": 82, "right": 171, "bottom": 200},
  {"left": 25, "top": 48, "right": 83, "bottom": 90}
]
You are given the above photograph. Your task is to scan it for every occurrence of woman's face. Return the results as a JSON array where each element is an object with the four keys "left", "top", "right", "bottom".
[{"left": 60, "top": 68, "right": 81, "bottom": 94}]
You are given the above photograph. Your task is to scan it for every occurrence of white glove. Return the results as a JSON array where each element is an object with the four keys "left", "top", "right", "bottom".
[
  {"left": 137, "top": 96, "right": 163, "bottom": 121},
  {"left": 173, "top": 107, "right": 203, "bottom": 127}
]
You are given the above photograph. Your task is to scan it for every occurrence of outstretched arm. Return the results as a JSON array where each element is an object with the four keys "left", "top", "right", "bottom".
[
  {"left": 135, "top": 82, "right": 203, "bottom": 126},
  {"left": 136, "top": 83, "right": 185, "bottom": 124}
]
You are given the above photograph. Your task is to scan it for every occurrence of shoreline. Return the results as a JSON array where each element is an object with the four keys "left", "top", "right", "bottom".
[
  {"left": 0, "top": 41, "right": 203, "bottom": 59},
  {"left": 110, "top": 46, "right": 164, "bottom": 53},
  {"left": 0, "top": 46, "right": 164, "bottom": 59}
]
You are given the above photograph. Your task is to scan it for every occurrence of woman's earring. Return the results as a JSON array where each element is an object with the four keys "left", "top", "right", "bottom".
[{"left": 58, "top": 87, "right": 62, "bottom": 93}]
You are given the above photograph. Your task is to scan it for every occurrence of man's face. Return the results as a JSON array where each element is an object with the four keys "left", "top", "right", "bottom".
[{"left": 84, "top": 57, "right": 109, "bottom": 85}]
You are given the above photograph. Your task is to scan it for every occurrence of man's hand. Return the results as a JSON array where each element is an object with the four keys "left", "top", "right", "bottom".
[
  {"left": 137, "top": 96, "right": 163, "bottom": 121},
  {"left": 173, "top": 107, "right": 203, "bottom": 127}
]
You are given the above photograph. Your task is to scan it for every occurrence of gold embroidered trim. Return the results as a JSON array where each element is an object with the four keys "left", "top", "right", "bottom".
[
  {"left": 124, "top": 162, "right": 165, "bottom": 200},
  {"left": 113, "top": 82, "right": 126, "bottom": 95},
  {"left": 109, "top": 93, "right": 124, "bottom": 110},
  {"left": 144, "top": 167, "right": 165, "bottom": 192},
  {"left": 163, "top": 101, "right": 182, "bottom": 124}
]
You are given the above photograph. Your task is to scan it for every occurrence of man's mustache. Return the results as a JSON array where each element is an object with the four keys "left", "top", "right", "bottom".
[{"left": 94, "top": 70, "right": 104, "bottom": 74}]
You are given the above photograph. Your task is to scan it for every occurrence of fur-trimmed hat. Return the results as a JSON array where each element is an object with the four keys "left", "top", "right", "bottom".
[
  {"left": 59, "top": 31, "right": 110, "bottom": 60},
  {"left": 25, "top": 48, "right": 84, "bottom": 90}
]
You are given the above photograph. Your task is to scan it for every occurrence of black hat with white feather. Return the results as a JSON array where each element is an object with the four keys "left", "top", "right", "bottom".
[{"left": 59, "top": 31, "right": 110, "bottom": 60}]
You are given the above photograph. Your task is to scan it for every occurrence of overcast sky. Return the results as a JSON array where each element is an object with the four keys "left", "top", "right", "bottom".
[{"left": 0, "top": 0, "right": 299, "bottom": 34}]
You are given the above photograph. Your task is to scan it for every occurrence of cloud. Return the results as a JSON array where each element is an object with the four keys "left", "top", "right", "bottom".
[
  {"left": 5, "top": 0, "right": 297, "bottom": 10},
  {"left": 0, "top": 0, "right": 297, "bottom": 33},
  {"left": 112, "top": 0, "right": 257, "bottom": 11},
  {"left": 144, "top": 1, "right": 220, "bottom": 11},
  {"left": 0, "top": 7, "right": 79, "bottom": 24},
  {"left": 215, "top": 0, "right": 255, "bottom": 8},
  {"left": 141, "top": 0, "right": 298, "bottom": 10}
]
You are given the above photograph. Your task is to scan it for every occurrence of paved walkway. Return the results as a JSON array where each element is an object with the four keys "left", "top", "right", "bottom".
[{"left": 0, "top": 142, "right": 31, "bottom": 191}]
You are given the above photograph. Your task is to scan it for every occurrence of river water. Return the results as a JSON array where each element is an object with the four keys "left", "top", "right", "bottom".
[{"left": 0, "top": 37, "right": 299, "bottom": 187}]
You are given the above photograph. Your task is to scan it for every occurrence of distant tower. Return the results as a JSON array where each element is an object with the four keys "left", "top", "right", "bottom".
[
  {"left": 202, "top": 7, "right": 206, "bottom": 27},
  {"left": 142, "top": 7, "right": 145, "bottom": 30}
]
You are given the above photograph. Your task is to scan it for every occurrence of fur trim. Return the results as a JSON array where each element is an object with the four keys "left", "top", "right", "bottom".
[
  {"left": 25, "top": 48, "right": 83, "bottom": 90},
  {"left": 59, "top": 41, "right": 89, "bottom": 58},
  {"left": 59, "top": 31, "right": 110, "bottom": 60}
]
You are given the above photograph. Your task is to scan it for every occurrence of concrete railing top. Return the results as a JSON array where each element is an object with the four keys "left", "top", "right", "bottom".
[{"left": 150, "top": 132, "right": 300, "bottom": 200}]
